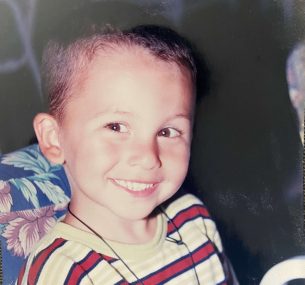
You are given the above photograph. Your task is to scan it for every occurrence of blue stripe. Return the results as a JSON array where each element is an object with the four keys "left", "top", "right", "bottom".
[
  {"left": 77, "top": 252, "right": 103, "bottom": 284},
  {"left": 216, "top": 278, "right": 228, "bottom": 285},
  {"left": 114, "top": 280, "right": 128, "bottom": 285},
  {"left": 64, "top": 251, "right": 102, "bottom": 285}
]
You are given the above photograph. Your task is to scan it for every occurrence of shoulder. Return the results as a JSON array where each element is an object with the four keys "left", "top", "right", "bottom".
[
  {"left": 163, "top": 192, "right": 211, "bottom": 219},
  {"left": 163, "top": 193, "right": 223, "bottom": 252},
  {"left": 17, "top": 237, "right": 70, "bottom": 284},
  {"left": 18, "top": 236, "right": 101, "bottom": 284}
]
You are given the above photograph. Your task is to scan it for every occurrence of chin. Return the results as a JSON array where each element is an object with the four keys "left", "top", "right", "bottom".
[{"left": 116, "top": 204, "right": 158, "bottom": 221}]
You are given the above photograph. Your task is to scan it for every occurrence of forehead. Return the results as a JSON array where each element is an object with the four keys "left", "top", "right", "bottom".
[
  {"left": 70, "top": 45, "right": 193, "bottom": 95},
  {"left": 64, "top": 46, "right": 195, "bottom": 118}
]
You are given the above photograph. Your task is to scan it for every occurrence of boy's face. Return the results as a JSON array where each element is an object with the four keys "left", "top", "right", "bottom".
[{"left": 58, "top": 47, "right": 194, "bottom": 222}]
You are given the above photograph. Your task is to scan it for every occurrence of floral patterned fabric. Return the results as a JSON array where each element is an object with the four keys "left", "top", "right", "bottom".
[{"left": 0, "top": 144, "right": 71, "bottom": 285}]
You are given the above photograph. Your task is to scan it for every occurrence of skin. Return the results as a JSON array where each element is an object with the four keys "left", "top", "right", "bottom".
[{"left": 51, "top": 47, "right": 194, "bottom": 244}]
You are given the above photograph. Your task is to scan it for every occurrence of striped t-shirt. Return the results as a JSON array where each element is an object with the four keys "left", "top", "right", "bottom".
[{"left": 17, "top": 194, "right": 231, "bottom": 285}]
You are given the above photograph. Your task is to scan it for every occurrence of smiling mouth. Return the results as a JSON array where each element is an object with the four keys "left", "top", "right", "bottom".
[{"left": 112, "top": 179, "right": 156, "bottom": 192}]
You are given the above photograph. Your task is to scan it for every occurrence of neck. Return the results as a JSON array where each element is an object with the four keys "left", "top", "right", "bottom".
[{"left": 64, "top": 201, "right": 157, "bottom": 244}]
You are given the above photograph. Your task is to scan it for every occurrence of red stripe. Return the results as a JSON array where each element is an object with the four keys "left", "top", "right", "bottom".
[
  {"left": 17, "top": 262, "right": 26, "bottom": 285},
  {"left": 65, "top": 252, "right": 101, "bottom": 284},
  {"left": 102, "top": 254, "right": 116, "bottom": 262},
  {"left": 143, "top": 242, "right": 214, "bottom": 284},
  {"left": 168, "top": 206, "right": 210, "bottom": 232},
  {"left": 192, "top": 242, "right": 215, "bottom": 263},
  {"left": 28, "top": 238, "right": 66, "bottom": 285},
  {"left": 143, "top": 257, "right": 192, "bottom": 284}
]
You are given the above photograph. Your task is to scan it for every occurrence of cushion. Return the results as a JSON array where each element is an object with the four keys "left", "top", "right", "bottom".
[{"left": 0, "top": 144, "right": 71, "bottom": 284}]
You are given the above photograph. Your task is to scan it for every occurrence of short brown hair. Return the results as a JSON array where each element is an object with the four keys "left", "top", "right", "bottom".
[{"left": 41, "top": 25, "right": 197, "bottom": 121}]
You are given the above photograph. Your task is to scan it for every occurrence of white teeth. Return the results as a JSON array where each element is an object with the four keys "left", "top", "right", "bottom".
[{"left": 114, "top": 179, "right": 154, "bottom": 191}]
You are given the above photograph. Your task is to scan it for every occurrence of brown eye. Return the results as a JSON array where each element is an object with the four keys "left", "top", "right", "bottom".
[
  {"left": 105, "top": 123, "right": 128, "bottom": 133},
  {"left": 158, "top": 128, "right": 181, "bottom": 138}
]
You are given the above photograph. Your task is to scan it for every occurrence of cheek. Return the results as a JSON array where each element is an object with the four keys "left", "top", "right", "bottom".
[
  {"left": 66, "top": 136, "right": 123, "bottom": 170},
  {"left": 161, "top": 143, "right": 190, "bottom": 176}
]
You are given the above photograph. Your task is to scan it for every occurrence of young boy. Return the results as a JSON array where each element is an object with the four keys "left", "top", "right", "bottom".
[{"left": 17, "top": 25, "right": 235, "bottom": 284}]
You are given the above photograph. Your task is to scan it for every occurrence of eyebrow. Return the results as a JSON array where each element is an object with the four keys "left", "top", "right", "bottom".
[
  {"left": 112, "top": 110, "right": 133, "bottom": 115},
  {"left": 166, "top": 113, "right": 192, "bottom": 121},
  {"left": 91, "top": 109, "right": 132, "bottom": 119}
]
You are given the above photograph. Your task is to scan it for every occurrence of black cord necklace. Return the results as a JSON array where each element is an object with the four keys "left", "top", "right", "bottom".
[
  {"left": 67, "top": 204, "right": 200, "bottom": 285},
  {"left": 67, "top": 204, "right": 144, "bottom": 284},
  {"left": 159, "top": 206, "right": 200, "bottom": 285}
]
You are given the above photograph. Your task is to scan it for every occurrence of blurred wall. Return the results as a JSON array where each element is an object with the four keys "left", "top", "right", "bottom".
[{"left": 0, "top": 0, "right": 304, "bottom": 283}]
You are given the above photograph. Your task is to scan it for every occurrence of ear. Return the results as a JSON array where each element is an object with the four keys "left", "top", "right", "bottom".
[{"left": 33, "top": 113, "right": 65, "bottom": 164}]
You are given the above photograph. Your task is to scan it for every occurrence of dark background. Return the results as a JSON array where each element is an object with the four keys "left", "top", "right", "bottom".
[{"left": 0, "top": 1, "right": 304, "bottom": 284}]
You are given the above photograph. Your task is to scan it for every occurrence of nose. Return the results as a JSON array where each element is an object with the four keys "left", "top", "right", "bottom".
[{"left": 127, "top": 139, "right": 161, "bottom": 170}]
